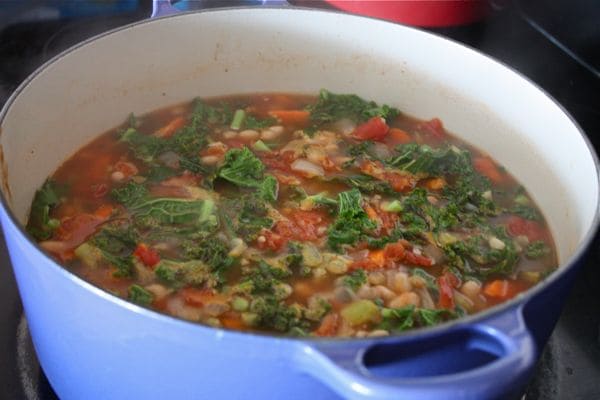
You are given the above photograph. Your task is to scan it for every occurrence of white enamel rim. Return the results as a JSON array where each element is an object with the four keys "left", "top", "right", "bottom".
[{"left": 0, "top": 6, "right": 598, "bottom": 344}]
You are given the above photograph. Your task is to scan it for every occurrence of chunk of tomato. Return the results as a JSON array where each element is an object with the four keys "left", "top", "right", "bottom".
[
  {"left": 352, "top": 117, "right": 389, "bottom": 141},
  {"left": 133, "top": 243, "right": 161, "bottom": 268},
  {"left": 506, "top": 216, "right": 546, "bottom": 242}
]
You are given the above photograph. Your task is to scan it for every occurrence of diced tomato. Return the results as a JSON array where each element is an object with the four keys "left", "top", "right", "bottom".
[
  {"left": 360, "top": 160, "right": 415, "bottom": 193},
  {"left": 133, "top": 243, "right": 161, "bottom": 268},
  {"left": 404, "top": 251, "right": 434, "bottom": 267},
  {"left": 94, "top": 204, "right": 114, "bottom": 219},
  {"left": 437, "top": 273, "right": 456, "bottom": 309},
  {"left": 506, "top": 215, "right": 546, "bottom": 242},
  {"left": 257, "top": 228, "right": 288, "bottom": 252},
  {"left": 314, "top": 313, "right": 340, "bottom": 337},
  {"left": 273, "top": 209, "right": 329, "bottom": 243},
  {"left": 418, "top": 118, "right": 445, "bottom": 141},
  {"left": 473, "top": 156, "right": 505, "bottom": 184},
  {"left": 260, "top": 150, "right": 297, "bottom": 172},
  {"left": 90, "top": 183, "right": 108, "bottom": 198},
  {"left": 180, "top": 287, "right": 214, "bottom": 307},
  {"left": 353, "top": 117, "right": 389, "bottom": 141},
  {"left": 221, "top": 313, "right": 245, "bottom": 330},
  {"left": 388, "top": 128, "right": 412, "bottom": 144},
  {"left": 114, "top": 160, "right": 139, "bottom": 178},
  {"left": 383, "top": 242, "right": 406, "bottom": 261},
  {"left": 378, "top": 209, "right": 399, "bottom": 236}
]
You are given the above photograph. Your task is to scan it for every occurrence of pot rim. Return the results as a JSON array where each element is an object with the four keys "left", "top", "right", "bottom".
[{"left": 0, "top": 6, "right": 598, "bottom": 344}]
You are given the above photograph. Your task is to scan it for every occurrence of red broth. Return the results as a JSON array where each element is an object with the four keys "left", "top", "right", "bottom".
[{"left": 27, "top": 91, "right": 557, "bottom": 337}]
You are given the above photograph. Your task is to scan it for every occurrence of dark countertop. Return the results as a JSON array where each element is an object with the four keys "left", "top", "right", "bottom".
[{"left": 0, "top": 1, "right": 598, "bottom": 399}]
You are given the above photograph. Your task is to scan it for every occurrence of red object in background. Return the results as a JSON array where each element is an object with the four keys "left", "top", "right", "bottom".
[{"left": 324, "top": 1, "right": 491, "bottom": 27}]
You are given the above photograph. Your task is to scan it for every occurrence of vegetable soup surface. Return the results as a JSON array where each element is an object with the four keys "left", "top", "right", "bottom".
[{"left": 27, "top": 90, "right": 557, "bottom": 337}]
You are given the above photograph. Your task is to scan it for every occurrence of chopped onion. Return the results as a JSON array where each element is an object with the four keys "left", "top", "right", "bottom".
[
  {"left": 291, "top": 159, "right": 325, "bottom": 177},
  {"left": 333, "top": 118, "right": 356, "bottom": 135},
  {"left": 158, "top": 151, "right": 180, "bottom": 169},
  {"left": 372, "top": 142, "right": 392, "bottom": 159}
]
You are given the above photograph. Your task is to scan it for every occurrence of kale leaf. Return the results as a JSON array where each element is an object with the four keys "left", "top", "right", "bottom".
[
  {"left": 128, "top": 284, "right": 154, "bottom": 306},
  {"left": 182, "top": 236, "right": 235, "bottom": 284},
  {"left": 525, "top": 240, "right": 550, "bottom": 259},
  {"left": 221, "top": 194, "right": 273, "bottom": 241},
  {"left": 155, "top": 259, "right": 216, "bottom": 288},
  {"left": 327, "top": 189, "right": 376, "bottom": 251},
  {"left": 130, "top": 198, "right": 218, "bottom": 230},
  {"left": 342, "top": 269, "right": 367, "bottom": 291},
  {"left": 379, "top": 305, "right": 459, "bottom": 333},
  {"left": 111, "top": 181, "right": 148, "bottom": 207},
  {"left": 250, "top": 295, "right": 308, "bottom": 333},
  {"left": 307, "top": 89, "right": 399, "bottom": 128},
  {"left": 218, "top": 147, "right": 279, "bottom": 202},
  {"left": 27, "top": 180, "right": 62, "bottom": 240},
  {"left": 91, "top": 223, "right": 139, "bottom": 277}
]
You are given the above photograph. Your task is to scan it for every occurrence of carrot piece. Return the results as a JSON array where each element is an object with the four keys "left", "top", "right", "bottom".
[
  {"left": 422, "top": 177, "right": 446, "bottom": 191},
  {"left": 483, "top": 279, "right": 510, "bottom": 298},
  {"left": 268, "top": 110, "right": 310, "bottom": 127},
  {"left": 473, "top": 156, "right": 505, "bottom": 184},
  {"left": 364, "top": 204, "right": 379, "bottom": 221},
  {"left": 314, "top": 313, "right": 340, "bottom": 337},
  {"left": 180, "top": 287, "right": 214, "bottom": 307},
  {"left": 388, "top": 128, "right": 412, "bottom": 144},
  {"left": 93, "top": 204, "right": 114, "bottom": 219},
  {"left": 368, "top": 249, "right": 386, "bottom": 268},
  {"left": 154, "top": 116, "right": 186, "bottom": 138},
  {"left": 221, "top": 315, "right": 245, "bottom": 330}
]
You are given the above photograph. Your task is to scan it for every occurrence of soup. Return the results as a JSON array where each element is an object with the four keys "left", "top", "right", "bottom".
[{"left": 26, "top": 90, "right": 556, "bottom": 337}]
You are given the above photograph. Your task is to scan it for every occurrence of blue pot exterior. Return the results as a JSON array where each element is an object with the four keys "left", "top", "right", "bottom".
[{"left": 1, "top": 199, "right": 589, "bottom": 400}]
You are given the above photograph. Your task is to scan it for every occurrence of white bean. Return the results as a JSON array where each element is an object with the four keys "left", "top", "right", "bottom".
[
  {"left": 461, "top": 280, "right": 482, "bottom": 298},
  {"left": 111, "top": 171, "right": 125, "bottom": 182},
  {"left": 368, "top": 271, "right": 386, "bottom": 286},
  {"left": 239, "top": 129, "right": 259, "bottom": 140},
  {"left": 261, "top": 126, "right": 284, "bottom": 140},
  {"left": 368, "top": 329, "right": 389, "bottom": 337},
  {"left": 390, "top": 271, "right": 412, "bottom": 293},
  {"left": 388, "top": 292, "right": 420, "bottom": 308},
  {"left": 373, "top": 285, "right": 396, "bottom": 301},
  {"left": 201, "top": 155, "right": 220, "bottom": 165},
  {"left": 222, "top": 130, "right": 238, "bottom": 139}
]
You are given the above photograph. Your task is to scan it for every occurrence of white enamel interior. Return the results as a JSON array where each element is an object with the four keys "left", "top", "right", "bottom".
[{"left": 0, "top": 8, "right": 597, "bottom": 265}]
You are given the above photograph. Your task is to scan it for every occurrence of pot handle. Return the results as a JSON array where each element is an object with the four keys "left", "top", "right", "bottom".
[
  {"left": 151, "top": 0, "right": 289, "bottom": 19},
  {"left": 295, "top": 305, "right": 536, "bottom": 400}
]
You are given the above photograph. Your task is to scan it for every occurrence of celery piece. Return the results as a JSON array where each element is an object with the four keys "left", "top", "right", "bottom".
[
  {"left": 382, "top": 200, "right": 402, "bottom": 213},
  {"left": 74, "top": 242, "right": 103, "bottom": 268},
  {"left": 252, "top": 140, "right": 271, "bottom": 152},
  {"left": 341, "top": 300, "right": 379, "bottom": 326},
  {"left": 230, "top": 109, "right": 246, "bottom": 130}
]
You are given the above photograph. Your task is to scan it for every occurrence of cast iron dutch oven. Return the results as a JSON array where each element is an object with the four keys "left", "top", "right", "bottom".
[{"left": 0, "top": 4, "right": 597, "bottom": 400}]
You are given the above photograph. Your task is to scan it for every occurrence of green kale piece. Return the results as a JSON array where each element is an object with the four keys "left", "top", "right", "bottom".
[
  {"left": 221, "top": 194, "right": 273, "bottom": 242},
  {"left": 327, "top": 189, "right": 377, "bottom": 251},
  {"left": 182, "top": 236, "right": 235, "bottom": 284},
  {"left": 130, "top": 198, "right": 218, "bottom": 231},
  {"left": 91, "top": 224, "right": 139, "bottom": 277},
  {"left": 336, "top": 174, "right": 394, "bottom": 195},
  {"left": 379, "top": 306, "right": 416, "bottom": 332},
  {"left": 244, "top": 260, "right": 292, "bottom": 295},
  {"left": 525, "top": 240, "right": 550, "bottom": 259},
  {"left": 27, "top": 180, "right": 62, "bottom": 240},
  {"left": 155, "top": 259, "right": 215, "bottom": 288},
  {"left": 387, "top": 144, "right": 473, "bottom": 177},
  {"left": 244, "top": 114, "right": 277, "bottom": 130},
  {"left": 250, "top": 295, "right": 309, "bottom": 333},
  {"left": 128, "top": 284, "right": 154, "bottom": 306},
  {"left": 379, "top": 306, "right": 459, "bottom": 333},
  {"left": 307, "top": 89, "right": 399, "bottom": 128},
  {"left": 342, "top": 269, "right": 367, "bottom": 291},
  {"left": 120, "top": 127, "right": 166, "bottom": 163},
  {"left": 218, "top": 147, "right": 279, "bottom": 202},
  {"left": 511, "top": 204, "right": 540, "bottom": 221},
  {"left": 443, "top": 229, "right": 519, "bottom": 278},
  {"left": 111, "top": 181, "right": 148, "bottom": 207}
]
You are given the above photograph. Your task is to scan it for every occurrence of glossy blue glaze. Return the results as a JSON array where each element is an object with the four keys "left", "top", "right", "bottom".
[{"left": 1, "top": 201, "right": 589, "bottom": 400}]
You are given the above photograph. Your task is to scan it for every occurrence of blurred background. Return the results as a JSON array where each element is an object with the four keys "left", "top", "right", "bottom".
[{"left": 0, "top": 1, "right": 598, "bottom": 399}]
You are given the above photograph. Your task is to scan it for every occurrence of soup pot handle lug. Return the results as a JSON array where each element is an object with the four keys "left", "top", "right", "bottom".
[
  {"left": 295, "top": 305, "right": 536, "bottom": 400},
  {"left": 151, "top": 0, "right": 289, "bottom": 18}
]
